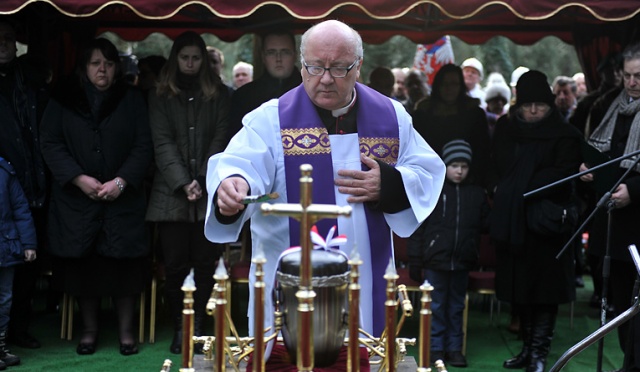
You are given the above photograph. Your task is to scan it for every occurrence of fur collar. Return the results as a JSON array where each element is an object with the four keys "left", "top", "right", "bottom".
[{"left": 52, "top": 77, "right": 129, "bottom": 124}]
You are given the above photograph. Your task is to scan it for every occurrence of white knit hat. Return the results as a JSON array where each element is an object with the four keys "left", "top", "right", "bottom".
[
  {"left": 485, "top": 81, "right": 511, "bottom": 103},
  {"left": 461, "top": 58, "right": 484, "bottom": 79},
  {"left": 485, "top": 72, "right": 507, "bottom": 87},
  {"left": 510, "top": 66, "right": 529, "bottom": 87}
]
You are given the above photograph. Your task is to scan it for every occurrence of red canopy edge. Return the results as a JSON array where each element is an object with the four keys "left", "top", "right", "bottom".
[{"left": 2, "top": 0, "right": 640, "bottom": 22}]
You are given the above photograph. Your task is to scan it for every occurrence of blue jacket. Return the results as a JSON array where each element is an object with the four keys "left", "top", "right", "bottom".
[{"left": 0, "top": 157, "right": 37, "bottom": 267}]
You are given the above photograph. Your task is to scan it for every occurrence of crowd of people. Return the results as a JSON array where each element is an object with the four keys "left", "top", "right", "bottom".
[{"left": 2, "top": 15, "right": 640, "bottom": 372}]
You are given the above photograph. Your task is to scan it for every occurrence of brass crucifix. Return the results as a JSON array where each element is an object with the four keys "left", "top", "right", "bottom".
[{"left": 260, "top": 164, "right": 352, "bottom": 372}]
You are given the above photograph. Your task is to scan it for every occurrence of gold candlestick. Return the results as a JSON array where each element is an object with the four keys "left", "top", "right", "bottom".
[
  {"left": 180, "top": 269, "right": 196, "bottom": 372},
  {"left": 384, "top": 259, "right": 399, "bottom": 372},
  {"left": 214, "top": 258, "right": 228, "bottom": 372},
  {"left": 397, "top": 285, "right": 413, "bottom": 318},
  {"left": 261, "top": 164, "right": 351, "bottom": 371},
  {"left": 418, "top": 280, "right": 435, "bottom": 370},
  {"left": 347, "top": 247, "right": 362, "bottom": 372},
  {"left": 252, "top": 245, "right": 267, "bottom": 372}
]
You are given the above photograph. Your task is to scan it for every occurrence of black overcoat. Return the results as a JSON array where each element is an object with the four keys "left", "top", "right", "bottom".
[
  {"left": 489, "top": 109, "right": 582, "bottom": 305},
  {"left": 40, "top": 80, "right": 153, "bottom": 258},
  {"left": 407, "top": 180, "right": 490, "bottom": 271}
]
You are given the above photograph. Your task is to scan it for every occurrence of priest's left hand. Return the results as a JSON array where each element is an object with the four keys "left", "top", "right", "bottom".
[{"left": 335, "top": 153, "right": 380, "bottom": 203}]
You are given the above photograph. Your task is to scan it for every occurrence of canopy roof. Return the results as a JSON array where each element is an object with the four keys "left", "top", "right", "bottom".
[{"left": 3, "top": 0, "right": 639, "bottom": 44}]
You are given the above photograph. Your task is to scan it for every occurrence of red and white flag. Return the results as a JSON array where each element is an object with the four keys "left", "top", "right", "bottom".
[{"left": 413, "top": 36, "right": 455, "bottom": 86}]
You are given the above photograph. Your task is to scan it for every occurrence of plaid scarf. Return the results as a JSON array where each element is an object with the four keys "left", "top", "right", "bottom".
[{"left": 588, "top": 90, "right": 640, "bottom": 172}]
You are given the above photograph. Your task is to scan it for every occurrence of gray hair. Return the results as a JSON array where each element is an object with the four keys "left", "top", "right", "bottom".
[
  {"left": 233, "top": 61, "right": 254, "bottom": 78},
  {"left": 552, "top": 75, "right": 577, "bottom": 94},
  {"left": 622, "top": 42, "right": 640, "bottom": 63},
  {"left": 299, "top": 20, "right": 363, "bottom": 65}
]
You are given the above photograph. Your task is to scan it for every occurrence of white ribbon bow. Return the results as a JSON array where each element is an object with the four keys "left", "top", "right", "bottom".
[{"left": 310, "top": 225, "right": 347, "bottom": 252}]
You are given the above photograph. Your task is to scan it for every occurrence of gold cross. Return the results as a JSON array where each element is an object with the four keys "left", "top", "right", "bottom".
[{"left": 260, "top": 163, "right": 352, "bottom": 371}]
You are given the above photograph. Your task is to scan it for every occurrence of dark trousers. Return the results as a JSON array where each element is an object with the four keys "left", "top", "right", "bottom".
[
  {"left": 609, "top": 259, "right": 640, "bottom": 370},
  {"left": 158, "top": 221, "right": 222, "bottom": 327},
  {"left": 424, "top": 269, "right": 468, "bottom": 352},
  {"left": 9, "top": 207, "right": 47, "bottom": 336}
]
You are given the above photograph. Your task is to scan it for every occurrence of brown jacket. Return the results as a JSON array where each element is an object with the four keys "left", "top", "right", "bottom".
[{"left": 146, "top": 87, "right": 229, "bottom": 222}]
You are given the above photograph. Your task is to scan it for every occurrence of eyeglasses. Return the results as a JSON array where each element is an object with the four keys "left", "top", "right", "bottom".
[
  {"left": 264, "top": 49, "right": 294, "bottom": 58},
  {"left": 303, "top": 58, "right": 360, "bottom": 78}
]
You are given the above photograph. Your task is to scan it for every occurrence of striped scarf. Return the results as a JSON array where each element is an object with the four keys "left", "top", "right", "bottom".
[{"left": 588, "top": 90, "right": 640, "bottom": 172}]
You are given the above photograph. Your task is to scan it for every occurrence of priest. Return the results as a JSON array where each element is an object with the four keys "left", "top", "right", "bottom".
[{"left": 205, "top": 19, "right": 445, "bottom": 352}]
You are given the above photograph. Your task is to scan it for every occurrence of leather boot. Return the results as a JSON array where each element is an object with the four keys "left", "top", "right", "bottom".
[
  {"left": 167, "top": 284, "right": 185, "bottom": 355},
  {"left": 193, "top": 269, "right": 215, "bottom": 355},
  {"left": 527, "top": 309, "right": 557, "bottom": 372},
  {"left": 0, "top": 331, "right": 20, "bottom": 367},
  {"left": 170, "top": 316, "right": 182, "bottom": 354},
  {"left": 504, "top": 310, "right": 532, "bottom": 369},
  {"left": 193, "top": 311, "right": 206, "bottom": 354}
]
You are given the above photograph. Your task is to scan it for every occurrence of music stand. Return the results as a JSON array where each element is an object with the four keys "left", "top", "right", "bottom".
[
  {"left": 549, "top": 245, "right": 640, "bottom": 372},
  {"left": 525, "top": 148, "right": 640, "bottom": 372}
]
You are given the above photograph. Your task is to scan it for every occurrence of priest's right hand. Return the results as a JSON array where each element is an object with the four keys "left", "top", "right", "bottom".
[{"left": 217, "top": 177, "right": 249, "bottom": 216}]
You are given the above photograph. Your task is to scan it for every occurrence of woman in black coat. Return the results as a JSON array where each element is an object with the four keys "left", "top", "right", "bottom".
[
  {"left": 40, "top": 38, "right": 153, "bottom": 356},
  {"left": 489, "top": 70, "right": 582, "bottom": 372},
  {"left": 412, "top": 63, "right": 491, "bottom": 186}
]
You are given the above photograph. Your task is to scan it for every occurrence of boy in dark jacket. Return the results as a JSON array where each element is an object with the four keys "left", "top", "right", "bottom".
[
  {"left": 408, "top": 139, "right": 490, "bottom": 368},
  {"left": 0, "top": 156, "right": 37, "bottom": 369}
]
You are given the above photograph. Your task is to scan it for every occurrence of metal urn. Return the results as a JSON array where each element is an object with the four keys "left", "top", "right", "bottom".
[{"left": 275, "top": 248, "right": 350, "bottom": 367}]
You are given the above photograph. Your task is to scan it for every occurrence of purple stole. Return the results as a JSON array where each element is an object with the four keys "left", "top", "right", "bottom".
[{"left": 278, "top": 83, "right": 399, "bottom": 335}]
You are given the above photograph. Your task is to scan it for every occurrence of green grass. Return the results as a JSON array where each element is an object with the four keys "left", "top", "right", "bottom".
[{"left": 8, "top": 277, "right": 624, "bottom": 371}]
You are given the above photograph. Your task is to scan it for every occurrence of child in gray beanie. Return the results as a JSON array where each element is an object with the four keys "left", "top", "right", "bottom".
[{"left": 407, "top": 139, "right": 490, "bottom": 368}]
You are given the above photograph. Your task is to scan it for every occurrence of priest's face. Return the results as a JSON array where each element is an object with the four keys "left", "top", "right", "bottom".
[{"left": 301, "top": 25, "right": 362, "bottom": 111}]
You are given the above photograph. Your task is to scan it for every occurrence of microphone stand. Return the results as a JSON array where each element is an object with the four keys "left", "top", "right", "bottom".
[
  {"left": 524, "top": 148, "right": 640, "bottom": 372},
  {"left": 549, "top": 245, "right": 640, "bottom": 372}
]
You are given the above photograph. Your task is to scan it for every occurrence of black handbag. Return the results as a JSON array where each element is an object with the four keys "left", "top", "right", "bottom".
[{"left": 526, "top": 199, "right": 579, "bottom": 236}]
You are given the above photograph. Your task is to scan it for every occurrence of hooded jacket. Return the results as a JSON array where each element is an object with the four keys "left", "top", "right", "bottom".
[{"left": 0, "top": 157, "right": 37, "bottom": 267}]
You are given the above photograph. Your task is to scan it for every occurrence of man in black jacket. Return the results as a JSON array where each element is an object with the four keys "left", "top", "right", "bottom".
[
  {"left": 0, "top": 19, "right": 49, "bottom": 350},
  {"left": 227, "top": 30, "right": 302, "bottom": 141}
]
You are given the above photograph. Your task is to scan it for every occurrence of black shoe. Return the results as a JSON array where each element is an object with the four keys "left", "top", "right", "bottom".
[
  {"left": 76, "top": 342, "right": 97, "bottom": 355},
  {"left": 526, "top": 358, "right": 546, "bottom": 372},
  {"left": 0, "top": 352, "right": 20, "bottom": 367},
  {"left": 430, "top": 350, "right": 445, "bottom": 365},
  {"left": 504, "top": 351, "right": 530, "bottom": 369},
  {"left": 575, "top": 276, "right": 585, "bottom": 288},
  {"left": 446, "top": 351, "right": 468, "bottom": 367},
  {"left": 119, "top": 343, "right": 139, "bottom": 356},
  {"left": 8, "top": 332, "right": 41, "bottom": 349},
  {"left": 170, "top": 331, "right": 182, "bottom": 354}
]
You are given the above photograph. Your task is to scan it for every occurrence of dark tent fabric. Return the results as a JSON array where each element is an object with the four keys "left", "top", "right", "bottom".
[
  {"left": 1, "top": 0, "right": 640, "bottom": 88},
  {"left": 2, "top": 0, "right": 639, "bottom": 44}
]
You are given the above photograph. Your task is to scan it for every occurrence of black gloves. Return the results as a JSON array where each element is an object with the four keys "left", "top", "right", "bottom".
[{"left": 409, "top": 265, "right": 423, "bottom": 283}]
